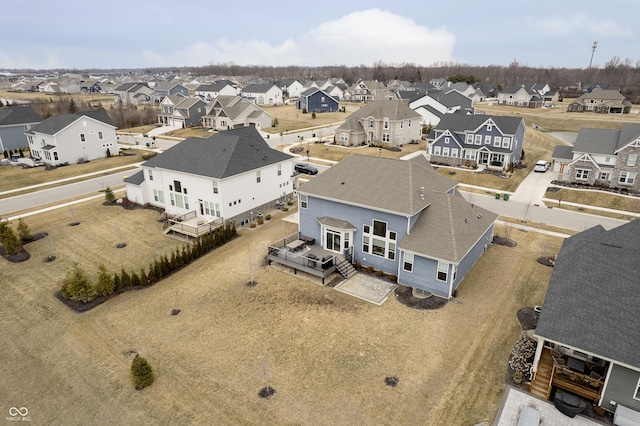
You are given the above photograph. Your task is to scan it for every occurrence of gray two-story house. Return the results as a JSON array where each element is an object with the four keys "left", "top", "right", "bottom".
[
  {"left": 0, "top": 106, "right": 42, "bottom": 152},
  {"left": 291, "top": 154, "right": 497, "bottom": 298},
  {"left": 296, "top": 88, "right": 339, "bottom": 113},
  {"left": 157, "top": 96, "right": 207, "bottom": 128},
  {"left": 530, "top": 219, "right": 640, "bottom": 422},
  {"left": 551, "top": 124, "right": 640, "bottom": 192},
  {"left": 427, "top": 114, "right": 526, "bottom": 170}
]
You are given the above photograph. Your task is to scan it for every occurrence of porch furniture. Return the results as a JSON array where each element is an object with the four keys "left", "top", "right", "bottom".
[
  {"left": 307, "top": 253, "right": 319, "bottom": 267},
  {"left": 554, "top": 390, "right": 587, "bottom": 418},
  {"left": 567, "top": 357, "right": 586, "bottom": 373},
  {"left": 286, "top": 239, "right": 305, "bottom": 252}
]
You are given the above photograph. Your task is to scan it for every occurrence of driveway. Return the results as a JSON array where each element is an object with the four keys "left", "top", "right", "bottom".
[{"left": 509, "top": 169, "right": 556, "bottom": 206}]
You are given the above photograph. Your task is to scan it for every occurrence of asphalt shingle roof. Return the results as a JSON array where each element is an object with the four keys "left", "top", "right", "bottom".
[
  {"left": 297, "top": 154, "right": 456, "bottom": 216},
  {"left": 434, "top": 114, "right": 524, "bottom": 135},
  {"left": 336, "top": 100, "right": 421, "bottom": 133},
  {"left": 0, "top": 106, "right": 41, "bottom": 126},
  {"left": 535, "top": 220, "right": 640, "bottom": 368},
  {"left": 28, "top": 109, "right": 115, "bottom": 135},
  {"left": 141, "top": 127, "right": 292, "bottom": 179}
]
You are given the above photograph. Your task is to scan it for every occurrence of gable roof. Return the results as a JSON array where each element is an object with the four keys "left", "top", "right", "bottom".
[
  {"left": 399, "top": 191, "right": 497, "bottom": 262},
  {"left": 28, "top": 109, "right": 116, "bottom": 135},
  {"left": 429, "top": 90, "right": 473, "bottom": 109},
  {"left": 241, "top": 83, "right": 278, "bottom": 94},
  {"left": 434, "top": 114, "right": 524, "bottom": 134},
  {"left": 141, "top": 127, "right": 292, "bottom": 179},
  {"left": 336, "top": 100, "right": 421, "bottom": 133},
  {"left": 0, "top": 106, "right": 41, "bottom": 126},
  {"left": 298, "top": 154, "right": 457, "bottom": 216},
  {"left": 571, "top": 124, "right": 640, "bottom": 155},
  {"left": 195, "top": 81, "right": 233, "bottom": 92},
  {"left": 535, "top": 220, "right": 640, "bottom": 369}
]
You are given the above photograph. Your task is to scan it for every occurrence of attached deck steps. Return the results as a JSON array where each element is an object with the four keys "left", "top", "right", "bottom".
[
  {"left": 335, "top": 259, "right": 357, "bottom": 280},
  {"left": 530, "top": 348, "right": 554, "bottom": 400}
]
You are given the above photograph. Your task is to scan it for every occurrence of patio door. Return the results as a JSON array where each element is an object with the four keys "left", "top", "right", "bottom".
[{"left": 325, "top": 230, "right": 341, "bottom": 253}]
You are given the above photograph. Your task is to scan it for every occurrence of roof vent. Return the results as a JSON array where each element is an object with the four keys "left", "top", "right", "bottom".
[
  {"left": 477, "top": 214, "right": 482, "bottom": 219},
  {"left": 464, "top": 218, "right": 468, "bottom": 223}
]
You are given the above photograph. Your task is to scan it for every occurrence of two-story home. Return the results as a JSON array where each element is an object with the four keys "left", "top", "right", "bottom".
[
  {"left": 551, "top": 124, "right": 640, "bottom": 192},
  {"left": 275, "top": 79, "right": 304, "bottom": 99},
  {"left": 567, "top": 88, "right": 632, "bottom": 114},
  {"left": 152, "top": 82, "right": 189, "bottom": 104},
  {"left": 240, "top": 83, "right": 283, "bottom": 106},
  {"left": 334, "top": 100, "right": 420, "bottom": 147},
  {"left": 0, "top": 106, "right": 42, "bottom": 152},
  {"left": 124, "top": 127, "right": 294, "bottom": 232},
  {"left": 497, "top": 84, "right": 544, "bottom": 108},
  {"left": 157, "top": 96, "right": 207, "bottom": 128},
  {"left": 201, "top": 96, "right": 272, "bottom": 131},
  {"left": 272, "top": 154, "right": 497, "bottom": 298},
  {"left": 113, "top": 82, "right": 153, "bottom": 106},
  {"left": 194, "top": 81, "right": 239, "bottom": 101},
  {"left": 296, "top": 88, "right": 339, "bottom": 113},
  {"left": 427, "top": 114, "right": 526, "bottom": 170},
  {"left": 343, "top": 80, "right": 391, "bottom": 102},
  {"left": 26, "top": 109, "right": 118, "bottom": 166},
  {"left": 529, "top": 219, "right": 640, "bottom": 422}
]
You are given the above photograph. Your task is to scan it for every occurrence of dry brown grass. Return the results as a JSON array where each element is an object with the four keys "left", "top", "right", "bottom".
[
  {"left": 544, "top": 187, "right": 640, "bottom": 212},
  {"left": 0, "top": 151, "right": 144, "bottom": 195},
  {"left": 0, "top": 89, "right": 114, "bottom": 107},
  {"left": 1, "top": 198, "right": 561, "bottom": 424},
  {"left": 295, "top": 140, "right": 427, "bottom": 163},
  {"left": 263, "top": 105, "right": 349, "bottom": 134}
]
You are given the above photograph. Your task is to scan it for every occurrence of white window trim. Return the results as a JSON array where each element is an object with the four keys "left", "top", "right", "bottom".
[
  {"left": 634, "top": 376, "right": 640, "bottom": 401},
  {"left": 437, "top": 261, "right": 448, "bottom": 282},
  {"left": 575, "top": 169, "right": 590, "bottom": 180},
  {"left": 299, "top": 194, "right": 308, "bottom": 209},
  {"left": 403, "top": 252, "right": 414, "bottom": 272},
  {"left": 628, "top": 154, "right": 637, "bottom": 167}
]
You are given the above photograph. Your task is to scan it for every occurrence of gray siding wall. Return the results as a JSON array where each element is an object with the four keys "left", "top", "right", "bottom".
[
  {"left": 453, "top": 224, "right": 493, "bottom": 290},
  {"left": 601, "top": 364, "right": 640, "bottom": 413},
  {"left": 299, "top": 195, "right": 408, "bottom": 273},
  {"left": 397, "top": 252, "right": 450, "bottom": 297},
  {"left": 0, "top": 125, "right": 33, "bottom": 151}
]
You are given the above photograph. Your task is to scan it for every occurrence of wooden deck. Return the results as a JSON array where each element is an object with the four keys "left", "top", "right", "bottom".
[
  {"left": 163, "top": 211, "right": 224, "bottom": 239},
  {"left": 530, "top": 347, "right": 605, "bottom": 402},
  {"left": 267, "top": 232, "right": 339, "bottom": 284}
]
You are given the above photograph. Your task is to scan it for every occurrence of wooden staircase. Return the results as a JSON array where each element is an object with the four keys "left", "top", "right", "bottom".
[
  {"left": 335, "top": 258, "right": 357, "bottom": 280},
  {"left": 530, "top": 347, "right": 554, "bottom": 400}
]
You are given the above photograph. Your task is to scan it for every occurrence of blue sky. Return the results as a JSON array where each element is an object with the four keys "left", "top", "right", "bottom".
[{"left": 1, "top": 0, "right": 637, "bottom": 70}]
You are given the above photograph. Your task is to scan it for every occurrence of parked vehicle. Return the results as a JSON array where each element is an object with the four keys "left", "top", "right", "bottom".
[
  {"left": 295, "top": 162, "right": 318, "bottom": 175},
  {"left": 533, "top": 160, "right": 549, "bottom": 172}
]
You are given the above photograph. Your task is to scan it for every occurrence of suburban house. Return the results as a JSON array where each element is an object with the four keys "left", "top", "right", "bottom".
[
  {"left": 113, "top": 82, "right": 153, "bottom": 106},
  {"left": 401, "top": 90, "right": 474, "bottom": 126},
  {"left": 157, "top": 96, "right": 207, "bottom": 128},
  {"left": 551, "top": 124, "right": 640, "bottom": 192},
  {"left": 194, "top": 81, "right": 239, "bottom": 101},
  {"left": 497, "top": 83, "right": 546, "bottom": 108},
  {"left": 334, "top": 100, "right": 421, "bottom": 147},
  {"left": 152, "top": 82, "right": 189, "bottom": 104},
  {"left": 529, "top": 219, "right": 640, "bottom": 422},
  {"left": 325, "top": 85, "right": 344, "bottom": 101},
  {"left": 0, "top": 106, "right": 42, "bottom": 152},
  {"left": 26, "top": 109, "right": 118, "bottom": 166},
  {"left": 268, "top": 154, "right": 497, "bottom": 296},
  {"left": 343, "top": 80, "right": 391, "bottom": 102},
  {"left": 567, "top": 88, "right": 632, "bottom": 114},
  {"left": 296, "top": 88, "right": 339, "bottom": 113},
  {"left": 201, "top": 96, "right": 272, "bottom": 131},
  {"left": 427, "top": 114, "right": 526, "bottom": 170},
  {"left": 429, "top": 78, "right": 447, "bottom": 90},
  {"left": 275, "top": 79, "right": 304, "bottom": 99},
  {"left": 473, "top": 82, "right": 499, "bottom": 99},
  {"left": 240, "top": 83, "right": 283, "bottom": 106},
  {"left": 124, "top": 127, "right": 294, "bottom": 236}
]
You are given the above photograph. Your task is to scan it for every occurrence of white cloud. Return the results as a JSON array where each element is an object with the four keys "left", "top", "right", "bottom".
[
  {"left": 142, "top": 9, "right": 455, "bottom": 67},
  {"left": 530, "top": 13, "right": 632, "bottom": 37},
  {"left": 0, "top": 49, "right": 66, "bottom": 69}
]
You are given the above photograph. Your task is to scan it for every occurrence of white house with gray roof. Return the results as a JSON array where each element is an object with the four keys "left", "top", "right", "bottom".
[
  {"left": 26, "top": 109, "right": 117, "bottom": 166},
  {"left": 551, "top": 124, "right": 640, "bottom": 192},
  {"left": 201, "top": 96, "right": 272, "bottom": 131},
  {"left": 240, "top": 83, "right": 283, "bottom": 105},
  {"left": 334, "top": 100, "right": 421, "bottom": 147},
  {"left": 288, "top": 154, "right": 497, "bottom": 298},
  {"left": 530, "top": 220, "right": 640, "bottom": 419},
  {"left": 194, "top": 81, "right": 239, "bottom": 101},
  {"left": 124, "top": 127, "right": 293, "bottom": 228}
]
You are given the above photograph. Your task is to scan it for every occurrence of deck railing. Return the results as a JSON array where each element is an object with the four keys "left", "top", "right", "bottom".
[{"left": 551, "top": 364, "right": 604, "bottom": 402}]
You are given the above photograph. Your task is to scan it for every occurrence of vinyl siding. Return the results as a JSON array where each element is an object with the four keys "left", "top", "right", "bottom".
[
  {"left": 453, "top": 224, "right": 494, "bottom": 291},
  {"left": 397, "top": 252, "right": 451, "bottom": 298},
  {"left": 0, "top": 124, "right": 37, "bottom": 151},
  {"left": 298, "top": 195, "right": 408, "bottom": 272},
  {"left": 601, "top": 364, "right": 640, "bottom": 413}
]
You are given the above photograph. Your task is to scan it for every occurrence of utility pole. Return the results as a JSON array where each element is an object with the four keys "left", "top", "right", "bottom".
[{"left": 589, "top": 41, "right": 598, "bottom": 69}]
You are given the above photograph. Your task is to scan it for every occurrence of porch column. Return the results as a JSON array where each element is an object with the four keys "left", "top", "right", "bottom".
[{"left": 531, "top": 337, "right": 545, "bottom": 374}]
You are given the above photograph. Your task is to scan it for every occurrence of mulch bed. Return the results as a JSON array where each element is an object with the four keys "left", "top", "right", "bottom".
[
  {"left": 0, "top": 232, "right": 48, "bottom": 263},
  {"left": 258, "top": 386, "right": 276, "bottom": 398},
  {"left": 394, "top": 285, "right": 448, "bottom": 310},
  {"left": 55, "top": 285, "right": 147, "bottom": 313},
  {"left": 385, "top": 376, "right": 399, "bottom": 387},
  {"left": 536, "top": 256, "right": 555, "bottom": 267},
  {"left": 516, "top": 307, "right": 539, "bottom": 331},
  {"left": 492, "top": 236, "right": 517, "bottom": 247}
]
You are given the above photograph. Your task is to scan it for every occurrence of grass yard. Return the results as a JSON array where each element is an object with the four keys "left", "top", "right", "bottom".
[
  {"left": 1, "top": 198, "right": 561, "bottom": 425},
  {"left": 262, "top": 105, "right": 349, "bottom": 134},
  {"left": 0, "top": 151, "right": 144, "bottom": 196},
  {"left": 293, "top": 140, "right": 427, "bottom": 163},
  {"left": 0, "top": 89, "right": 114, "bottom": 108},
  {"left": 544, "top": 187, "right": 640, "bottom": 212}
]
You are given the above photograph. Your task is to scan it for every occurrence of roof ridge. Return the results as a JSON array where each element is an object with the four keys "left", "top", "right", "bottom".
[{"left": 446, "top": 195, "right": 459, "bottom": 261}]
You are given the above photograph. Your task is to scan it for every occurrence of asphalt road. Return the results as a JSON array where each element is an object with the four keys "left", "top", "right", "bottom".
[{"left": 0, "top": 169, "right": 138, "bottom": 216}]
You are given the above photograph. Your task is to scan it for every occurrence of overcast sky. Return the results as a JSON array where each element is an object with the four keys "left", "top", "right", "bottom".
[{"left": 1, "top": 0, "right": 637, "bottom": 70}]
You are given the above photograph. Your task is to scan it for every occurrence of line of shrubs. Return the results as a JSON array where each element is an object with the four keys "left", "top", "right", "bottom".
[{"left": 59, "top": 222, "right": 237, "bottom": 309}]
